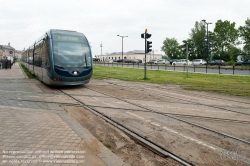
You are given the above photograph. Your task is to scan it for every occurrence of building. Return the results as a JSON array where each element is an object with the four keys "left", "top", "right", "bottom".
[
  {"left": 0, "top": 43, "right": 22, "bottom": 60},
  {"left": 97, "top": 50, "right": 162, "bottom": 62}
]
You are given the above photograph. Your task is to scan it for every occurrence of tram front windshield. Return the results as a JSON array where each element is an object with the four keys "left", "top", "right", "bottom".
[{"left": 52, "top": 32, "right": 92, "bottom": 68}]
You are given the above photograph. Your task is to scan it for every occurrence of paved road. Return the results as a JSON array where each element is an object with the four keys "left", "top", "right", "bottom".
[{"left": 0, "top": 63, "right": 126, "bottom": 166}]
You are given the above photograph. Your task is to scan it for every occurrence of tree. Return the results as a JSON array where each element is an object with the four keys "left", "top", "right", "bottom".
[
  {"left": 189, "top": 21, "right": 206, "bottom": 59},
  {"left": 213, "top": 20, "right": 239, "bottom": 52},
  {"left": 161, "top": 37, "right": 180, "bottom": 59},
  {"left": 239, "top": 18, "right": 250, "bottom": 56}
]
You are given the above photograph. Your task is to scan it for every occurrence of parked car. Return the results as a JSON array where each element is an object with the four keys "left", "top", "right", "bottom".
[
  {"left": 242, "top": 59, "right": 250, "bottom": 66},
  {"left": 147, "top": 59, "right": 158, "bottom": 64},
  {"left": 169, "top": 59, "right": 178, "bottom": 65},
  {"left": 131, "top": 59, "right": 141, "bottom": 63},
  {"left": 116, "top": 59, "right": 124, "bottom": 62},
  {"left": 124, "top": 59, "right": 133, "bottom": 63},
  {"left": 172, "top": 59, "right": 191, "bottom": 65},
  {"left": 207, "top": 59, "right": 225, "bottom": 66},
  {"left": 192, "top": 59, "right": 206, "bottom": 65},
  {"left": 154, "top": 59, "right": 170, "bottom": 64},
  {"left": 136, "top": 59, "right": 142, "bottom": 63},
  {"left": 104, "top": 59, "right": 114, "bottom": 63},
  {"left": 235, "top": 61, "right": 243, "bottom": 66},
  {"left": 93, "top": 58, "right": 100, "bottom": 61}
]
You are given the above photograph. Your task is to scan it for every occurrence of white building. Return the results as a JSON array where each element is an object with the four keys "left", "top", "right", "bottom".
[{"left": 98, "top": 50, "right": 162, "bottom": 62}]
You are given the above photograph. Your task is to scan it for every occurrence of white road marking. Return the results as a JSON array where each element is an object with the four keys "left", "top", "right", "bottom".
[
  {"left": 151, "top": 122, "right": 161, "bottom": 127},
  {"left": 126, "top": 112, "right": 145, "bottom": 120},
  {"left": 162, "top": 126, "right": 218, "bottom": 151},
  {"left": 126, "top": 111, "right": 219, "bottom": 151}
]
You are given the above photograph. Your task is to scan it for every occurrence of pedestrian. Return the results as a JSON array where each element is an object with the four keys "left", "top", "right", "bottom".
[{"left": 5, "top": 58, "right": 8, "bottom": 69}]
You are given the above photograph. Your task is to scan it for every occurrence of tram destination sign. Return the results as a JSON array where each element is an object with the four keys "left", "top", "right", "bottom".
[{"left": 56, "top": 36, "right": 80, "bottom": 42}]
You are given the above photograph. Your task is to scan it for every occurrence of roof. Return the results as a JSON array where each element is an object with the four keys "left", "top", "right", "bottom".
[
  {"left": 109, "top": 50, "right": 145, "bottom": 55},
  {"left": 2, "top": 43, "right": 15, "bottom": 50}
]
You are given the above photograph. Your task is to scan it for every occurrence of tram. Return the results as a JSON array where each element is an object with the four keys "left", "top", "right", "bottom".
[{"left": 21, "top": 29, "right": 92, "bottom": 86}]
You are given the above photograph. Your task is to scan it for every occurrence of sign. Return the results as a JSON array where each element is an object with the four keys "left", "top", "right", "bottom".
[
  {"left": 57, "top": 36, "right": 80, "bottom": 41},
  {"left": 9, "top": 51, "right": 13, "bottom": 54}
]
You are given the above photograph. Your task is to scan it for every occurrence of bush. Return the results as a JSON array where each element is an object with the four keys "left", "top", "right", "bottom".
[{"left": 225, "top": 60, "right": 235, "bottom": 66}]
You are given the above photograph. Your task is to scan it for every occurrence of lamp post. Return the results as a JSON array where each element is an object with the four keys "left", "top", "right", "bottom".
[
  {"left": 153, "top": 49, "right": 157, "bottom": 60},
  {"left": 202, "top": 20, "right": 212, "bottom": 73},
  {"left": 117, "top": 35, "right": 128, "bottom": 67},
  {"left": 100, "top": 41, "right": 103, "bottom": 56}
]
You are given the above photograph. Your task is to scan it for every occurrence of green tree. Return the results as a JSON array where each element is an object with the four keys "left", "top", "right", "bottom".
[
  {"left": 213, "top": 20, "right": 239, "bottom": 52},
  {"left": 189, "top": 21, "right": 206, "bottom": 59},
  {"left": 239, "top": 18, "right": 250, "bottom": 56},
  {"left": 161, "top": 37, "right": 180, "bottom": 59}
]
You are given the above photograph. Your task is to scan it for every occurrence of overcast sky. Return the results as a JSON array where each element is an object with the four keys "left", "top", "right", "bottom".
[{"left": 0, "top": 0, "right": 249, "bottom": 56}]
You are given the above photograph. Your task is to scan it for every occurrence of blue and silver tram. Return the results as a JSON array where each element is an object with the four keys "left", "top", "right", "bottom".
[{"left": 21, "top": 29, "right": 92, "bottom": 86}]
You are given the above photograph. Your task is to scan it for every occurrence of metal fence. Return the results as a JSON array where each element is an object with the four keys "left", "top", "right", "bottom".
[{"left": 93, "top": 61, "right": 250, "bottom": 76}]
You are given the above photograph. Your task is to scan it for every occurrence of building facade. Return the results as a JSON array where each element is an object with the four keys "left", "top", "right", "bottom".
[
  {"left": 97, "top": 50, "right": 162, "bottom": 62},
  {"left": 0, "top": 43, "right": 22, "bottom": 60}
]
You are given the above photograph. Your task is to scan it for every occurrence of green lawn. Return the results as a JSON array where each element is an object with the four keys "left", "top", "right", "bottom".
[{"left": 93, "top": 66, "right": 250, "bottom": 96}]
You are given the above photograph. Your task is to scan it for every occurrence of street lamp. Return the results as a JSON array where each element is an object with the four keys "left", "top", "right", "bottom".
[
  {"left": 153, "top": 49, "right": 157, "bottom": 60},
  {"left": 202, "top": 20, "right": 212, "bottom": 73},
  {"left": 117, "top": 35, "right": 128, "bottom": 66}
]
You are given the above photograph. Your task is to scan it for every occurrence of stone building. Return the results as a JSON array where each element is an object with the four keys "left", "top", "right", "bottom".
[
  {"left": 0, "top": 43, "right": 21, "bottom": 60},
  {"left": 98, "top": 50, "right": 162, "bottom": 62}
]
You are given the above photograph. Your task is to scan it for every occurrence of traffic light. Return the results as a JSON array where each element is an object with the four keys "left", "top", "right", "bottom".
[
  {"left": 147, "top": 41, "right": 152, "bottom": 53},
  {"left": 146, "top": 33, "right": 151, "bottom": 39},
  {"left": 141, "top": 33, "right": 144, "bottom": 39}
]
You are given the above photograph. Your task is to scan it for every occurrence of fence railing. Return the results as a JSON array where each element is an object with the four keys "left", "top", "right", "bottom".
[{"left": 93, "top": 61, "right": 250, "bottom": 76}]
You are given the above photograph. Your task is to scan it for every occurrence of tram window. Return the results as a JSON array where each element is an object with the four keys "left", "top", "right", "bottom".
[
  {"left": 54, "top": 41, "right": 91, "bottom": 67},
  {"left": 44, "top": 37, "right": 50, "bottom": 69}
]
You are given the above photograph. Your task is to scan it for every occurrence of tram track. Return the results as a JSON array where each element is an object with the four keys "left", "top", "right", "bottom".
[
  {"left": 85, "top": 87, "right": 250, "bottom": 145},
  {"left": 58, "top": 89, "right": 194, "bottom": 166},
  {"left": 5, "top": 88, "right": 250, "bottom": 144},
  {"left": 106, "top": 81, "right": 250, "bottom": 105},
  {"left": 4, "top": 96, "right": 250, "bottom": 125},
  {"left": 102, "top": 81, "right": 250, "bottom": 116}
]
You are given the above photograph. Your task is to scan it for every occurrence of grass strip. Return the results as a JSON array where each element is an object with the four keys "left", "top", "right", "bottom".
[
  {"left": 18, "top": 62, "right": 35, "bottom": 79},
  {"left": 93, "top": 66, "right": 250, "bottom": 96}
]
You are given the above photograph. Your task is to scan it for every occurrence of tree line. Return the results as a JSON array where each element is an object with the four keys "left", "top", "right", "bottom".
[{"left": 161, "top": 18, "right": 250, "bottom": 63}]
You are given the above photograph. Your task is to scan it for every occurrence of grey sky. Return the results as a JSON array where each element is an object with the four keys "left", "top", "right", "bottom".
[{"left": 0, "top": 0, "right": 249, "bottom": 56}]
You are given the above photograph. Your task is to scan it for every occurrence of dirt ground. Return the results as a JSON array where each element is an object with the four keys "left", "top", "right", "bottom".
[
  {"left": 64, "top": 105, "right": 181, "bottom": 166},
  {"left": 36, "top": 78, "right": 250, "bottom": 166}
]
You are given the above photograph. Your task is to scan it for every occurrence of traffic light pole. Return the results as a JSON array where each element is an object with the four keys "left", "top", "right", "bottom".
[
  {"left": 144, "top": 30, "right": 147, "bottom": 79},
  {"left": 141, "top": 29, "right": 152, "bottom": 79}
]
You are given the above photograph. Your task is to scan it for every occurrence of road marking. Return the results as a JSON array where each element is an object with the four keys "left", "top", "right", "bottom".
[
  {"left": 126, "top": 111, "right": 219, "bottom": 151},
  {"left": 162, "top": 126, "right": 218, "bottom": 151},
  {"left": 151, "top": 122, "right": 161, "bottom": 127},
  {"left": 126, "top": 112, "right": 145, "bottom": 120}
]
